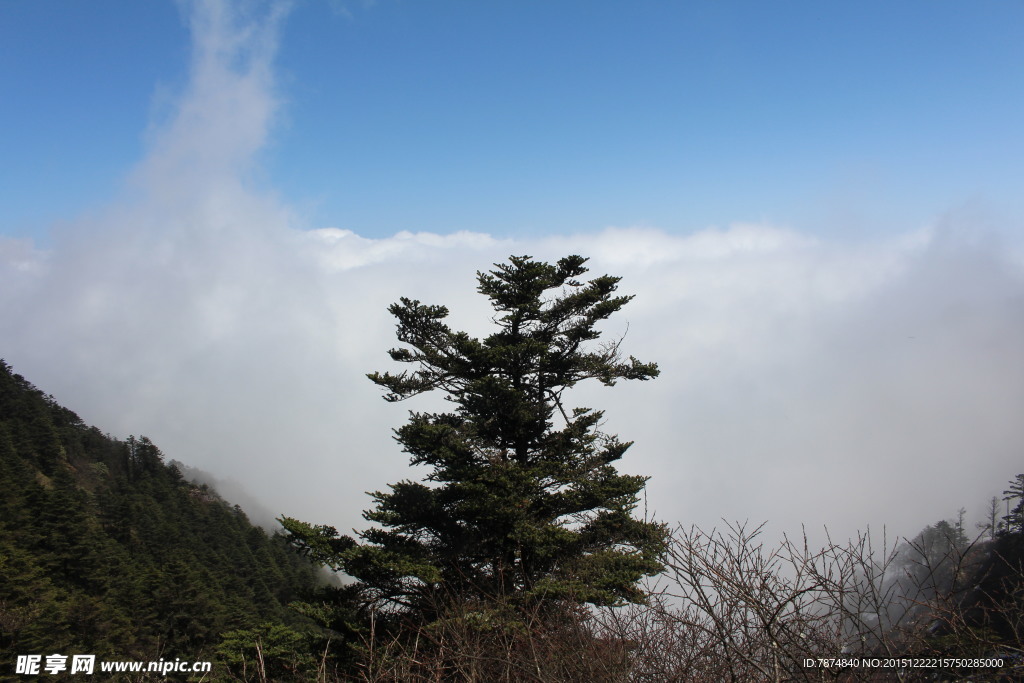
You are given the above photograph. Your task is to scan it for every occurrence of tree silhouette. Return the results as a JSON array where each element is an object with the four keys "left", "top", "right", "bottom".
[{"left": 283, "top": 255, "right": 667, "bottom": 617}]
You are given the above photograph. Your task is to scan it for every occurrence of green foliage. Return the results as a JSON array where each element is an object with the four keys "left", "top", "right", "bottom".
[
  {"left": 0, "top": 359, "right": 321, "bottom": 667},
  {"left": 1002, "top": 473, "right": 1024, "bottom": 534},
  {"left": 216, "top": 622, "right": 316, "bottom": 682},
  {"left": 284, "top": 255, "right": 668, "bottom": 620}
]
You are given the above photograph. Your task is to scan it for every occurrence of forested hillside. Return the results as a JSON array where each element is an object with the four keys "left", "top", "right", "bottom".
[
  {"left": 0, "top": 360, "right": 321, "bottom": 675},
  {"left": 2, "top": 302, "right": 1023, "bottom": 683}
]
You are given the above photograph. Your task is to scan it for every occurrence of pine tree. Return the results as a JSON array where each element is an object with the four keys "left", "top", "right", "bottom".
[
  {"left": 284, "top": 255, "right": 667, "bottom": 615},
  {"left": 1002, "top": 474, "right": 1024, "bottom": 534}
]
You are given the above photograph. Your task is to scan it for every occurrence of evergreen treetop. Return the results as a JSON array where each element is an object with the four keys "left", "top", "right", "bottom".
[
  {"left": 1002, "top": 473, "right": 1024, "bottom": 534},
  {"left": 284, "top": 255, "right": 668, "bottom": 615}
]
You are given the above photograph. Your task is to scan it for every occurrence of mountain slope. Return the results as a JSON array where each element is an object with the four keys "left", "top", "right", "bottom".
[{"left": 0, "top": 359, "right": 319, "bottom": 666}]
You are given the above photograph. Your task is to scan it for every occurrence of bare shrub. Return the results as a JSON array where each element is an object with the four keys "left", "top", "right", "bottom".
[
  {"left": 355, "top": 597, "right": 631, "bottom": 682},
  {"left": 344, "top": 523, "right": 1023, "bottom": 682},
  {"left": 615, "top": 522, "right": 1023, "bottom": 682}
]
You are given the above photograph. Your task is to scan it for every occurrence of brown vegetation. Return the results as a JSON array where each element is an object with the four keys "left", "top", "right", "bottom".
[{"left": 335, "top": 522, "right": 1023, "bottom": 682}]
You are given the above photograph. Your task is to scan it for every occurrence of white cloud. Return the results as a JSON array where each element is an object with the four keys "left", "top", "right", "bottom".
[
  {"left": 307, "top": 228, "right": 511, "bottom": 270},
  {"left": 2, "top": 0, "right": 1023, "bottom": 550}
]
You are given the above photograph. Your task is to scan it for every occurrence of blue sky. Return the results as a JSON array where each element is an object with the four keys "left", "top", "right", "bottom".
[
  {"left": 3, "top": 0, "right": 1022, "bottom": 242},
  {"left": 2, "top": 1, "right": 1024, "bottom": 541}
]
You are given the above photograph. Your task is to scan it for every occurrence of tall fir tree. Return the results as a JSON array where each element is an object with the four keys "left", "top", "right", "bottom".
[
  {"left": 284, "top": 255, "right": 668, "bottom": 616},
  {"left": 1002, "top": 474, "right": 1024, "bottom": 535}
]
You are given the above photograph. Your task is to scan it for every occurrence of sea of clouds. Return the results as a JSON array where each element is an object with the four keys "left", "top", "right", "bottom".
[{"left": 2, "top": 0, "right": 1022, "bottom": 547}]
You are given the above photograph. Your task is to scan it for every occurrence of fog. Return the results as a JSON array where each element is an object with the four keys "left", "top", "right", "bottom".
[{"left": 2, "top": 1, "right": 1022, "bottom": 548}]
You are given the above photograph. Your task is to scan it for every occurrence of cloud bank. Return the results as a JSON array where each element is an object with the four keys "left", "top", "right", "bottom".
[{"left": 2, "top": 0, "right": 1023, "bottom": 546}]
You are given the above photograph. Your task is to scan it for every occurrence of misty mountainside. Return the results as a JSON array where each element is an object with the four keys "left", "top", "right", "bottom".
[
  {"left": 3, "top": 353, "right": 1024, "bottom": 682},
  {"left": 0, "top": 359, "right": 322, "bottom": 668}
]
